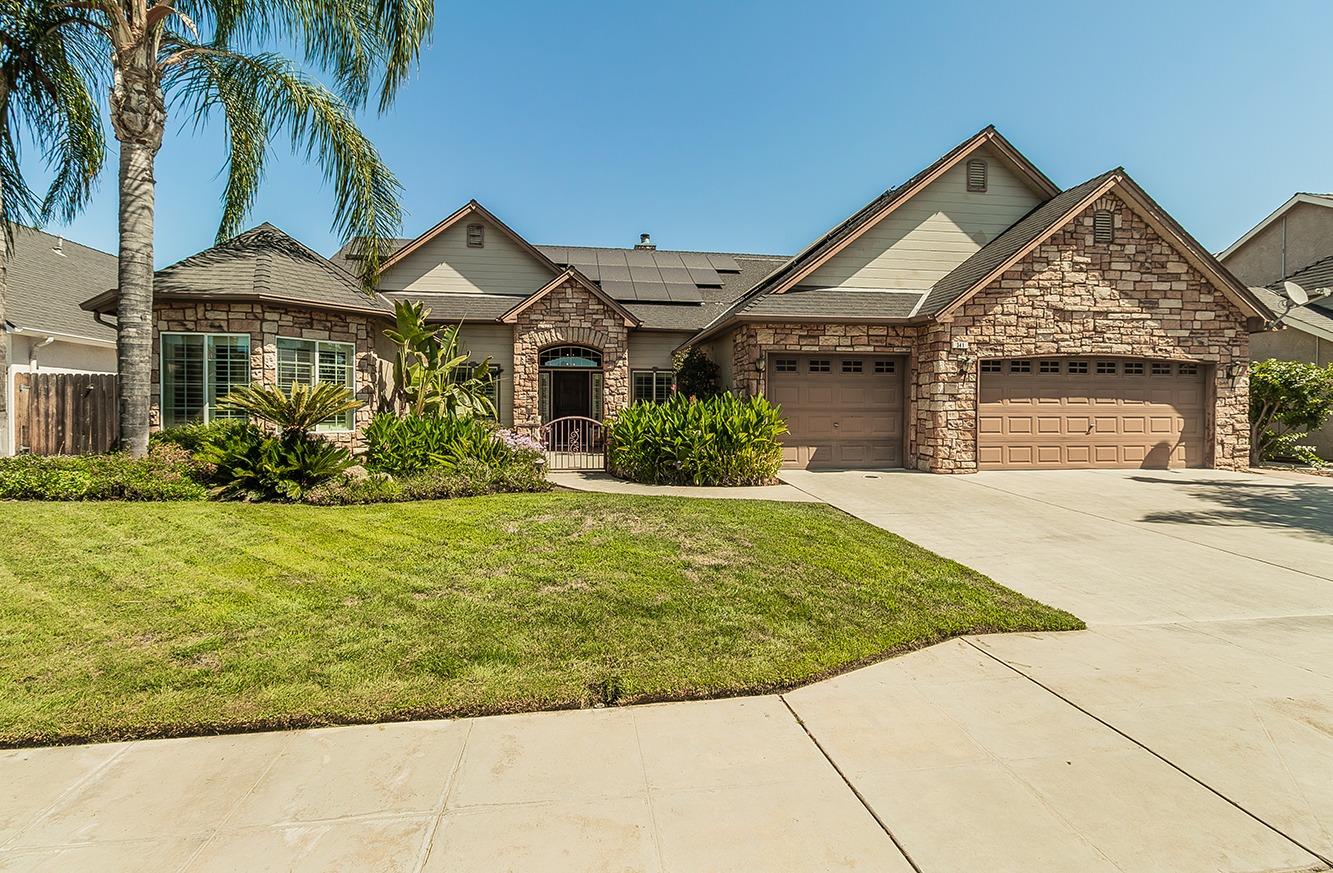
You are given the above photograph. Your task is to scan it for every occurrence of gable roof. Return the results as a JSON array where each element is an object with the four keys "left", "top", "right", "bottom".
[
  {"left": 1219, "top": 193, "right": 1333, "bottom": 260},
  {"left": 499, "top": 267, "right": 640, "bottom": 327},
  {"left": 81, "top": 224, "right": 392, "bottom": 317},
  {"left": 689, "top": 126, "right": 1060, "bottom": 343},
  {"left": 4, "top": 224, "right": 117, "bottom": 342},
  {"left": 375, "top": 200, "right": 562, "bottom": 276},
  {"left": 926, "top": 169, "right": 1272, "bottom": 321},
  {"left": 738, "top": 126, "right": 1060, "bottom": 304}
]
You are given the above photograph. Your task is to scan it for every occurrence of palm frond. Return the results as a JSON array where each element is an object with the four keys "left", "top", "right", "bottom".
[
  {"left": 218, "top": 381, "right": 363, "bottom": 434},
  {"left": 166, "top": 43, "right": 403, "bottom": 288}
]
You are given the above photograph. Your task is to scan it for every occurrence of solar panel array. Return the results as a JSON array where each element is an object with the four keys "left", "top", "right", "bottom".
[{"left": 538, "top": 246, "right": 741, "bottom": 303}]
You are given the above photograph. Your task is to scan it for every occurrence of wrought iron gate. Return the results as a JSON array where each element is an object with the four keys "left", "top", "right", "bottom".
[{"left": 540, "top": 416, "right": 605, "bottom": 471}]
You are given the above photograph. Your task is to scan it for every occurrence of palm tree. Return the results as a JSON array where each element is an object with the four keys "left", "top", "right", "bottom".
[
  {"left": 59, "top": 0, "right": 433, "bottom": 455},
  {"left": 0, "top": 1, "right": 105, "bottom": 439}
]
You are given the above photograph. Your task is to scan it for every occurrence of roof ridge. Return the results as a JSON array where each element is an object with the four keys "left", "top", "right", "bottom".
[{"left": 253, "top": 247, "right": 274, "bottom": 295}]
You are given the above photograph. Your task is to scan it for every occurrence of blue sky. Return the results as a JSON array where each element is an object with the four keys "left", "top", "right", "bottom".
[{"left": 26, "top": 0, "right": 1333, "bottom": 265}]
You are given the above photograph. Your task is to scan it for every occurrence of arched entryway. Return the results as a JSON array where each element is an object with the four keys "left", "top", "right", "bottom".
[{"left": 539, "top": 345, "right": 603, "bottom": 422}]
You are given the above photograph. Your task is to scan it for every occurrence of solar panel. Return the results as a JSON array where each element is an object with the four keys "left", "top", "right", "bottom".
[
  {"left": 664, "top": 285, "right": 704, "bottom": 303},
  {"left": 625, "top": 249, "right": 658, "bottom": 267},
  {"left": 686, "top": 267, "right": 722, "bottom": 286},
  {"left": 650, "top": 252, "right": 686, "bottom": 268},
  {"left": 600, "top": 279, "right": 636, "bottom": 299},
  {"left": 705, "top": 254, "right": 740, "bottom": 272},
  {"left": 540, "top": 246, "right": 569, "bottom": 264},
  {"left": 629, "top": 281, "right": 671, "bottom": 301},
  {"left": 654, "top": 266, "right": 688, "bottom": 284},
  {"left": 677, "top": 253, "right": 713, "bottom": 269},
  {"left": 572, "top": 263, "right": 600, "bottom": 281},
  {"left": 628, "top": 265, "right": 663, "bottom": 282},
  {"left": 597, "top": 264, "right": 631, "bottom": 282},
  {"left": 595, "top": 250, "right": 628, "bottom": 267}
]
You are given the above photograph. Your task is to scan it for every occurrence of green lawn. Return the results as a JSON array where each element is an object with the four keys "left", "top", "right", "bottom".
[{"left": 0, "top": 493, "right": 1081, "bottom": 746}]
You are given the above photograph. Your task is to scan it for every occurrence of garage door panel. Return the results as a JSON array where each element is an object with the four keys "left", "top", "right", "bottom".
[
  {"left": 980, "top": 359, "right": 1205, "bottom": 470},
  {"left": 773, "top": 355, "right": 905, "bottom": 470}
]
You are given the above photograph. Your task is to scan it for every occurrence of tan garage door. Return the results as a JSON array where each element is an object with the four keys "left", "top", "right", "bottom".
[
  {"left": 769, "top": 355, "right": 905, "bottom": 469},
  {"left": 978, "top": 358, "right": 1206, "bottom": 470}
]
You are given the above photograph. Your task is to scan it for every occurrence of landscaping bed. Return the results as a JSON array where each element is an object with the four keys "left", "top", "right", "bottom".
[{"left": 0, "top": 493, "right": 1082, "bottom": 746}]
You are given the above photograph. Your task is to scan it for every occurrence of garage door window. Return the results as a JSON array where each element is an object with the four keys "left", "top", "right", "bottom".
[
  {"left": 1178, "top": 363, "right": 1199, "bottom": 375},
  {"left": 1151, "top": 362, "right": 1172, "bottom": 376},
  {"left": 775, "top": 358, "right": 797, "bottom": 373},
  {"left": 1009, "top": 360, "right": 1032, "bottom": 373},
  {"left": 808, "top": 359, "right": 830, "bottom": 372},
  {"left": 1039, "top": 361, "right": 1060, "bottom": 373},
  {"left": 875, "top": 360, "right": 896, "bottom": 374},
  {"left": 980, "top": 360, "right": 1002, "bottom": 373},
  {"left": 1096, "top": 361, "right": 1118, "bottom": 375},
  {"left": 1067, "top": 361, "right": 1089, "bottom": 374},
  {"left": 1124, "top": 361, "right": 1145, "bottom": 375},
  {"left": 841, "top": 360, "right": 863, "bottom": 373}
]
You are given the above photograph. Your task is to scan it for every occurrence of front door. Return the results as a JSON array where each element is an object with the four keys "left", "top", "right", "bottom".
[{"left": 551, "top": 370, "right": 592, "bottom": 419}]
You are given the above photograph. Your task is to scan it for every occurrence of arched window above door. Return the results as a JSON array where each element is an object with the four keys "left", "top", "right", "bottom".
[{"left": 540, "top": 346, "right": 602, "bottom": 369}]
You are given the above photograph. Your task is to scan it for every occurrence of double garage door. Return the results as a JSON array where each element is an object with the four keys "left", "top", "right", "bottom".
[
  {"left": 978, "top": 358, "right": 1206, "bottom": 469},
  {"left": 770, "top": 354, "right": 1207, "bottom": 471},
  {"left": 769, "top": 355, "right": 905, "bottom": 469}
]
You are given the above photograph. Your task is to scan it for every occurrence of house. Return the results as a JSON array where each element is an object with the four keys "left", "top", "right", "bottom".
[
  {"left": 1220, "top": 197, "right": 1333, "bottom": 459},
  {"left": 3, "top": 226, "right": 118, "bottom": 455},
  {"left": 82, "top": 126, "right": 1273, "bottom": 472}
]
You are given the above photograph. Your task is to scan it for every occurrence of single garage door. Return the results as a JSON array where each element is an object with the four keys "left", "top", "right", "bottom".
[
  {"left": 769, "top": 354, "right": 905, "bottom": 469},
  {"left": 978, "top": 358, "right": 1206, "bottom": 469}
]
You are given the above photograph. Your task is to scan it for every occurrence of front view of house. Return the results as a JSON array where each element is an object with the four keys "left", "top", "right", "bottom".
[{"left": 82, "top": 126, "right": 1273, "bottom": 472}]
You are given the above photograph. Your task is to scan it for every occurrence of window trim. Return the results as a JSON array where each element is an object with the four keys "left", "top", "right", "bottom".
[
  {"left": 631, "top": 369, "right": 674, "bottom": 404},
  {"left": 276, "top": 335, "right": 357, "bottom": 433},
  {"left": 159, "top": 331, "right": 252, "bottom": 427}
]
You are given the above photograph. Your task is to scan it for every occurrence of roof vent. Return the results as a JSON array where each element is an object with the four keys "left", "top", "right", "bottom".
[
  {"left": 52, "top": 236, "right": 65, "bottom": 256},
  {"left": 635, "top": 233, "right": 656, "bottom": 251}
]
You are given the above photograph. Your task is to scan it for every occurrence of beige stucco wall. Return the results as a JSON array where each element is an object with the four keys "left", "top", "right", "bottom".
[
  {"left": 4, "top": 333, "right": 117, "bottom": 455},
  {"left": 379, "top": 215, "right": 554, "bottom": 295},
  {"left": 457, "top": 324, "right": 516, "bottom": 426},
  {"left": 1250, "top": 327, "right": 1333, "bottom": 459},
  {"left": 804, "top": 144, "right": 1044, "bottom": 292},
  {"left": 628, "top": 331, "right": 690, "bottom": 372},
  {"left": 1223, "top": 201, "right": 1333, "bottom": 287}
]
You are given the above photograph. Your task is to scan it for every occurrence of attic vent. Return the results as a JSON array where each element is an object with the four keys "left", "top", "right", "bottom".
[
  {"left": 1093, "top": 210, "right": 1114, "bottom": 243},
  {"left": 466, "top": 223, "right": 485, "bottom": 248},
  {"left": 966, "top": 159, "right": 988, "bottom": 193}
]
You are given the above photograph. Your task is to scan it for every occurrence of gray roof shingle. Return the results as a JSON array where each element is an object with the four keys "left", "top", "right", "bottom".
[
  {"left": 740, "top": 287, "right": 925, "bottom": 319},
  {"left": 5, "top": 225, "right": 117, "bottom": 341},
  {"left": 85, "top": 224, "right": 392, "bottom": 316},
  {"left": 1270, "top": 254, "right": 1333, "bottom": 318},
  {"left": 1251, "top": 285, "right": 1333, "bottom": 342}
]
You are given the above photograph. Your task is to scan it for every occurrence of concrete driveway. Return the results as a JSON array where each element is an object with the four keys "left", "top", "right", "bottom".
[{"left": 2, "top": 468, "right": 1331, "bottom": 872}]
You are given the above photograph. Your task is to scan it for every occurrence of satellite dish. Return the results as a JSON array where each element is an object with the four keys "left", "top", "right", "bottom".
[{"left": 1284, "top": 281, "right": 1310, "bottom": 305}]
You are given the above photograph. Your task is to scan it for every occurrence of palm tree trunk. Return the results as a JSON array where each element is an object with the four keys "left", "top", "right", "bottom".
[
  {"left": 110, "top": 49, "right": 165, "bottom": 457},
  {"left": 0, "top": 187, "right": 8, "bottom": 457}
]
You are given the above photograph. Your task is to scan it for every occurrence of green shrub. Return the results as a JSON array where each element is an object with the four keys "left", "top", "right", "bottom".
[
  {"left": 304, "top": 458, "right": 550, "bottom": 505},
  {"left": 364, "top": 412, "right": 539, "bottom": 476},
  {"left": 1249, "top": 359, "right": 1333, "bottom": 464},
  {"left": 606, "top": 393, "right": 787, "bottom": 486},
  {"left": 0, "top": 450, "right": 209, "bottom": 501},
  {"left": 200, "top": 424, "right": 353, "bottom": 501},
  {"left": 149, "top": 419, "right": 250, "bottom": 453}
]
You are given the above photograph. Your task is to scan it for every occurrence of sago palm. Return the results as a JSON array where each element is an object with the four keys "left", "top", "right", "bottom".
[
  {"left": 0, "top": 0, "right": 105, "bottom": 438},
  {"left": 218, "top": 381, "right": 362, "bottom": 437},
  {"left": 53, "top": 0, "right": 434, "bottom": 455}
]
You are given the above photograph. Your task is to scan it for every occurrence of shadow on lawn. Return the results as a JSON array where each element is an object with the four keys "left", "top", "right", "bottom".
[{"left": 1131, "top": 475, "right": 1333, "bottom": 542}]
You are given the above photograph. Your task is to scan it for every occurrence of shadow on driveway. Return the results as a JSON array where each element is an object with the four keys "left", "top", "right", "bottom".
[{"left": 1132, "top": 476, "right": 1333, "bottom": 542}]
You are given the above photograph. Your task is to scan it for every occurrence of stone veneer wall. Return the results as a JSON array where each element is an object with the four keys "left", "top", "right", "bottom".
[
  {"left": 152, "top": 301, "right": 386, "bottom": 448},
  {"left": 511, "top": 278, "right": 630, "bottom": 432},
  {"left": 729, "top": 193, "right": 1252, "bottom": 472}
]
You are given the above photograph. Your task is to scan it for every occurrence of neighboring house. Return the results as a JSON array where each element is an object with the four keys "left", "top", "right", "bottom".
[
  {"left": 82, "top": 126, "right": 1273, "bottom": 472},
  {"left": 1221, "top": 198, "right": 1333, "bottom": 459},
  {"left": 3, "top": 226, "right": 118, "bottom": 455}
]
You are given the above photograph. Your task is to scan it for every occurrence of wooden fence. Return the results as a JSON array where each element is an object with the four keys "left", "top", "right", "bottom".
[{"left": 13, "top": 372, "right": 118, "bottom": 455}]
